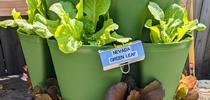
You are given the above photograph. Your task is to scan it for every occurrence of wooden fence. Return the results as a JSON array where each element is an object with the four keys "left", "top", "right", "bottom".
[{"left": 194, "top": 0, "right": 210, "bottom": 79}]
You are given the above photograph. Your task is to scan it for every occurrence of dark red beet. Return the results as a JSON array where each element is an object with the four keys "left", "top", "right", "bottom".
[{"left": 105, "top": 82, "right": 127, "bottom": 100}]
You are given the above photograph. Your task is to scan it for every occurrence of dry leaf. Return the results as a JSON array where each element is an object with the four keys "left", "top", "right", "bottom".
[
  {"left": 35, "top": 94, "right": 52, "bottom": 100},
  {"left": 176, "top": 83, "right": 189, "bottom": 99},
  {"left": 175, "top": 74, "right": 197, "bottom": 99},
  {"left": 182, "top": 89, "right": 199, "bottom": 100},
  {"left": 180, "top": 75, "right": 197, "bottom": 89},
  {"left": 33, "top": 85, "right": 43, "bottom": 94}
]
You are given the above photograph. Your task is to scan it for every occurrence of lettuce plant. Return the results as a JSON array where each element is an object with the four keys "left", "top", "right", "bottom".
[
  {"left": 145, "top": 2, "right": 206, "bottom": 43},
  {"left": 0, "top": 0, "right": 131, "bottom": 53}
]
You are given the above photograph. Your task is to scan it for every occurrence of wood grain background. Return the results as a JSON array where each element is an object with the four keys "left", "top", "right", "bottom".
[
  {"left": 0, "top": 0, "right": 27, "bottom": 16},
  {"left": 194, "top": 0, "right": 210, "bottom": 78}
]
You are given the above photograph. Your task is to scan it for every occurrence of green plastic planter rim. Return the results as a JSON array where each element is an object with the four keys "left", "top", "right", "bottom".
[
  {"left": 47, "top": 39, "right": 114, "bottom": 50},
  {"left": 19, "top": 34, "right": 45, "bottom": 44},
  {"left": 142, "top": 40, "right": 192, "bottom": 52}
]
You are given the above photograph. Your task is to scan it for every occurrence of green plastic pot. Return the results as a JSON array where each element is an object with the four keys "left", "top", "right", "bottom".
[
  {"left": 110, "top": 0, "right": 179, "bottom": 40},
  {"left": 139, "top": 40, "right": 192, "bottom": 100},
  {"left": 19, "top": 34, "right": 55, "bottom": 87},
  {"left": 47, "top": 40, "right": 121, "bottom": 100}
]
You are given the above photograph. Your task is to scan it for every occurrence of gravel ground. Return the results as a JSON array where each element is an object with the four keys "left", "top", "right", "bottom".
[{"left": 0, "top": 75, "right": 31, "bottom": 100}]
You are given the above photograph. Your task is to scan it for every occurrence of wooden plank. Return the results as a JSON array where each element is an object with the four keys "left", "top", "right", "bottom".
[
  {"left": 200, "top": 30, "right": 210, "bottom": 76},
  {"left": 180, "top": 0, "right": 187, "bottom": 7},
  {"left": 0, "top": 0, "right": 27, "bottom": 16},
  {"left": 0, "top": 2, "right": 27, "bottom": 8},
  {"left": 181, "top": 0, "right": 196, "bottom": 75},
  {"left": 194, "top": 0, "right": 203, "bottom": 19},
  {"left": 180, "top": 0, "right": 190, "bottom": 74},
  {"left": 188, "top": 0, "right": 196, "bottom": 76},
  {"left": 195, "top": 0, "right": 210, "bottom": 77},
  {"left": 194, "top": 0, "right": 203, "bottom": 38},
  {"left": 0, "top": 8, "right": 28, "bottom": 17},
  {"left": 0, "top": 40, "right": 6, "bottom": 76},
  {"left": 182, "top": 0, "right": 203, "bottom": 39}
]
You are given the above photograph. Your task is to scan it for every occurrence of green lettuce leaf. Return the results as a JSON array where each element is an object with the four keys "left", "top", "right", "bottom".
[
  {"left": 82, "top": 18, "right": 95, "bottom": 34},
  {"left": 11, "top": 9, "right": 22, "bottom": 20},
  {"left": 148, "top": 2, "right": 164, "bottom": 21},
  {"left": 49, "top": 3, "right": 66, "bottom": 18},
  {"left": 176, "top": 27, "right": 189, "bottom": 42},
  {"left": 0, "top": 9, "right": 34, "bottom": 35},
  {"left": 111, "top": 32, "right": 132, "bottom": 43},
  {"left": 15, "top": 19, "right": 34, "bottom": 35},
  {"left": 88, "top": 19, "right": 131, "bottom": 45},
  {"left": 149, "top": 26, "right": 161, "bottom": 43},
  {"left": 145, "top": 2, "right": 206, "bottom": 43},
  {"left": 50, "top": 2, "right": 84, "bottom": 53},
  {"left": 54, "top": 25, "right": 83, "bottom": 53},
  {"left": 33, "top": 21, "right": 53, "bottom": 38},
  {"left": 60, "top": 0, "right": 76, "bottom": 18},
  {"left": 26, "top": 0, "right": 46, "bottom": 23},
  {"left": 196, "top": 23, "right": 206, "bottom": 31},
  {"left": 1, "top": 0, "right": 132, "bottom": 54},
  {"left": 44, "top": 0, "right": 60, "bottom": 20},
  {"left": 0, "top": 20, "right": 17, "bottom": 28},
  {"left": 75, "top": 0, "right": 83, "bottom": 19},
  {"left": 84, "top": 0, "right": 111, "bottom": 26},
  {"left": 45, "top": 0, "right": 76, "bottom": 20},
  {"left": 50, "top": 3, "right": 84, "bottom": 40},
  {"left": 34, "top": 14, "right": 59, "bottom": 37},
  {"left": 145, "top": 19, "right": 161, "bottom": 43},
  {"left": 183, "top": 9, "right": 189, "bottom": 25},
  {"left": 26, "top": 0, "right": 37, "bottom": 23},
  {"left": 36, "top": 0, "right": 46, "bottom": 17},
  {"left": 165, "top": 4, "right": 184, "bottom": 20}
]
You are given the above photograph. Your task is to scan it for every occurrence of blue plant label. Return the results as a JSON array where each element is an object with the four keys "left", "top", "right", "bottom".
[{"left": 98, "top": 41, "right": 145, "bottom": 71}]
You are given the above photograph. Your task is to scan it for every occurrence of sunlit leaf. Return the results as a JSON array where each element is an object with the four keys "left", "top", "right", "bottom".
[
  {"left": 88, "top": 19, "right": 131, "bottom": 45},
  {"left": 0, "top": 20, "right": 17, "bottom": 28},
  {"left": 84, "top": 0, "right": 111, "bottom": 25},
  {"left": 148, "top": 2, "right": 164, "bottom": 21},
  {"left": 75, "top": 0, "right": 83, "bottom": 19}
]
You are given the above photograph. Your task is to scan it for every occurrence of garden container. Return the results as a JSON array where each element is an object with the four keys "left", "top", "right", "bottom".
[
  {"left": 139, "top": 40, "right": 192, "bottom": 100},
  {"left": 110, "top": 0, "right": 179, "bottom": 40},
  {"left": 19, "top": 34, "right": 55, "bottom": 87},
  {"left": 47, "top": 40, "right": 122, "bottom": 100}
]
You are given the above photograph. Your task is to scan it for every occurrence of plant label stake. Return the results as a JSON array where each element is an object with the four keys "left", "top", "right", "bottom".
[{"left": 98, "top": 41, "right": 145, "bottom": 72}]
